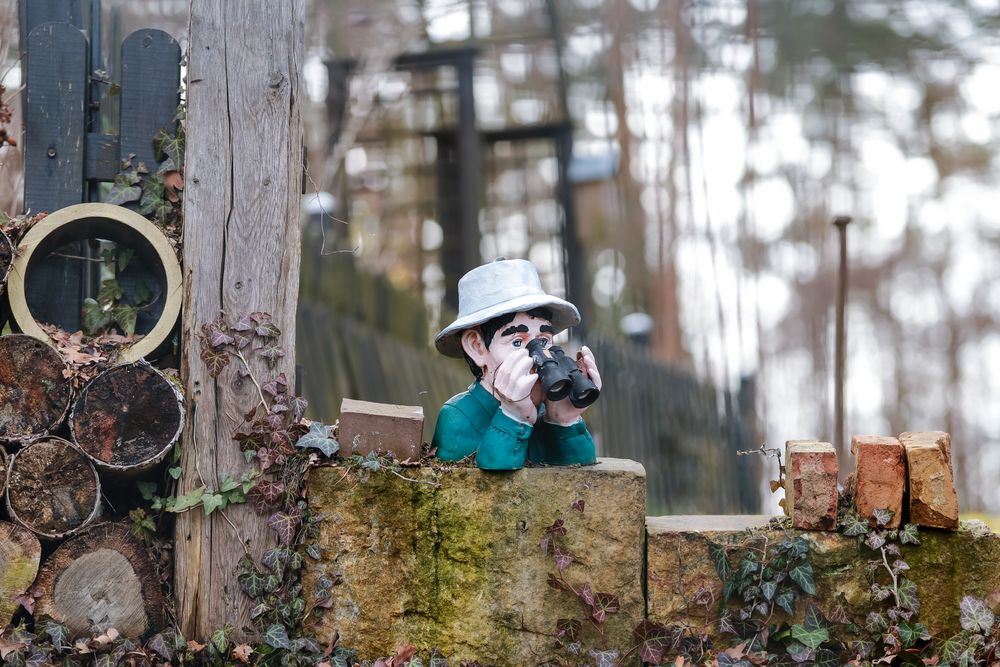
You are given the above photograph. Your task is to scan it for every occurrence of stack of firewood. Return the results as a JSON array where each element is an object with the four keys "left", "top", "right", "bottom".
[{"left": 0, "top": 331, "right": 182, "bottom": 637}]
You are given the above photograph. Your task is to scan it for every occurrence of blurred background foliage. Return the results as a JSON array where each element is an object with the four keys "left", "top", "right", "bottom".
[{"left": 2, "top": 0, "right": 998, "bottom": 516}]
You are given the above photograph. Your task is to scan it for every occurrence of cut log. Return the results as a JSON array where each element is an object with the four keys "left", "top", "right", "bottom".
[
  {"left": 70, "top": 362, "right": 184, "bottom": 473},
  {"left": 35, "top": 522, "right": 165, "bottom": 638},
  {"left": 0, "top": 335, "right": 73, "bottom": 442},
  {"left": 0, "top": 228, "right": 11, "bottom": 290},
  {"left": 0, "top": 520, "right": 42, "bottom": 624},
  {"left": 6, "top": 437, "right": 101, "bottom": 539}
]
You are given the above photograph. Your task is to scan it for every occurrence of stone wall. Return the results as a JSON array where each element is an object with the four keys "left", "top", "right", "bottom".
[
  {"left": 304, "top": 459, "right": 646, "bottom": 664},
  {"left": 303, "top": 458, "right": 1000, "bottom": 665}
]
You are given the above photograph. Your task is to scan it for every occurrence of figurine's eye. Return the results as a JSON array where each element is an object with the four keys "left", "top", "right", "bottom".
[
  {"left": 512, "top": 339, "right": 523, "bottom": 348},
  {"left": 535, "top": 338, "right": 549, "bottom": 348}
]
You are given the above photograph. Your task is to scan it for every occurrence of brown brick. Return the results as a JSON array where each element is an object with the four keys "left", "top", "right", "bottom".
[
  {"left": 900, "top": 431, "right": 959, "bottom": 530},
  {"left": 785, "top": 440, "right": 839, "bottom": 530},
  {"left": 851, "top": 435, "right": 905, "bottom": 527},
  {"left": 338, "top": 398, "right": 424, "bottom": 461}
]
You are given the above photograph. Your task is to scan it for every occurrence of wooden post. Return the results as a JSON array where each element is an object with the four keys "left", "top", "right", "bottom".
[{"left": 174, "top": 0, "right": 304, "bottom": 639}]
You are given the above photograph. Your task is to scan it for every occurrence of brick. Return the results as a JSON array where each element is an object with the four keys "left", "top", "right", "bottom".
[
  {"left": 338, "top": 398, "right": 424, "bottom": 461},
  {"left": 784, "top": 440, "right": 838, "bottom": 530},
  {"left": 851, "top": 435, "right": 905, "bottom": 527},
  {"left": 900, "top": 431, "right": 959, "bottom": 530},
  {"left": 303, "top": 458, "right": 646, "bottom": 665}
]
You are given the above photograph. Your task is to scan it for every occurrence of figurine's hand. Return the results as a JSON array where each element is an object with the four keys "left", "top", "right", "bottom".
[
  {"left": 492, "top": 349, "right": 539, "bottom": 424},
  {"left": 544, "top": 346, "right": 602, "bottom": 425}
]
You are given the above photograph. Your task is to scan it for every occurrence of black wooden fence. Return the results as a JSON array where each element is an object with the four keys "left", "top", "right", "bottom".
[{"left": 18, "top": 1, "right": 180, "bottom": 332}]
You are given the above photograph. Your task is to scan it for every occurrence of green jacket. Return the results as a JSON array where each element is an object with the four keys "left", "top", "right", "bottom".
[{"left": 432, "top": 381, "right": 597, "bottom": 470}]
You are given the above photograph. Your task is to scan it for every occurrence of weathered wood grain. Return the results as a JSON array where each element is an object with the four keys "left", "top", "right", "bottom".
[{"left": 174, "top": 0, "right": 304, "bottom": 640}]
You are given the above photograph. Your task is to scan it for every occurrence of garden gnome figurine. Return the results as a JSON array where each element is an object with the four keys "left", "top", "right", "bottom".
[{"left": 432, "top": 258, "right": 601, "bottom": 470}]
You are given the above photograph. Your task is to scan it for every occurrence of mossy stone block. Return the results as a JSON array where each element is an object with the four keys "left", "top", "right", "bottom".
[
  {"left": 304, "top": 458, "right": 646, "bottom": 665},
  {"left": 646, "top": 515, "right": 1000, "bottom": 640}
]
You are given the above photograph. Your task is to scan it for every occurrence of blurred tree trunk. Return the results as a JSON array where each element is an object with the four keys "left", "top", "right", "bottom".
[
  {"left": 607, "top": 0, "right": 648, "bottom": 317},
  {"left": 651, "top": 0, "right": 687, "bottom": 364}
]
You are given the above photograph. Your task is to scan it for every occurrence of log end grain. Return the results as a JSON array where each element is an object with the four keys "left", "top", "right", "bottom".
[
  {"left": 0, "top": 229, "right": 11, "bottom": 287},
  {"left": 0, "top": 335, "right": 73, "bottom": 442},
  {"left": 71, "top": 362, "right": 184, "bottom": 470},
  {"left": 35, "top": 522, "right": 165, "bottom": 638},
  {"left": 6, "top": 438, "right": 101, "bottom": 539},
  {"left": 0, "top": 520, "right": 42, "bottom": 624}
]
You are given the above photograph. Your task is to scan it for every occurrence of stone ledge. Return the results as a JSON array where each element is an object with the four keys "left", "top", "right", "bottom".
[
  {"left": 646, "top": 515, "right": 1000, "bottom": 638},
  {"left": 304, "top": 458, "right": 646, "bottom": 665}
]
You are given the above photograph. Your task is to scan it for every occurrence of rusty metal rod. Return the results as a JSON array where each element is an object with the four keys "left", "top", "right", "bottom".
[{"left": 833, "top": 215, "right": 852, "bottom": 462}]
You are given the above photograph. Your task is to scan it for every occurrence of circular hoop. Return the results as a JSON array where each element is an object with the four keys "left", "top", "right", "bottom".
[{"left": 7, "top": 203, "right": 182, "bottom": 362}]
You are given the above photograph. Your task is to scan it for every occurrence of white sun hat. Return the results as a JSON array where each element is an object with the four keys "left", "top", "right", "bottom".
[{"left": 434, "top": 258, "right": 581, "bottom": 358}]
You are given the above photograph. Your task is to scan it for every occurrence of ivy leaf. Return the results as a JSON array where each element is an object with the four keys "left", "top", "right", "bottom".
[
  {"left": 588, "top": 648, "right": 620, "bottom": 667},
  {"left": 870, "top": 583, "right": 892, "bottom": 602},
  {"left": 811, "top": 648, "right": 841, "bottom": 667},
  {"left": 852, "top": 639, "right": 874, "bottom": 658},
  {"left": 803, "top": 602, "right": 827, "bottom": 632},
  {"left": 267, "top": 508, "right": 303, "bottom": 545},
  {"left": 632, "top": 619, "right": 678, "bottom": 664},
  {"left": 145, "top": 632, "right": 174, "bottom": 661},
  {"left": 941, "top": 633, "right": 981, "bottom": 662},
  {"left": 202, "top": 492, "right": 225, "bottom": 515},
  {"left": 239, "top": 569, "right": 267, "bottom": 598},
  {"left": 709, "top": 542, "right": 731, "bottom": 582},
  {"left": 170, "top": 486, "right": 205, "bottom": 513},
  {"left": 790, "top": 622, "right": 829, "bottom": 650},
  {"left": 258, "top": 344, "right": 285, "bottom": 366},
  {"left": 98, "top": 279, "right": 125, "bottom": 304},
  {"left": 571, "top": 499, "right": 585, "bottom": 512},
  {"left": 897, "top": 620, "right": 929, "bottom": 648},
  {"left": 232, "top": 313, "right": 254, "bottom": 332},
  {"left": 82, "top": 298, "right": 112, "bottom": 335},
  {"left": 107, "top": 177, "right": 142, "bottom": 206},
  {"left": 865, "top": 532, "right": 886, "bottom": 551},
  {"left": 898, "top": 523, "right": 920, "bottom": 545},
  {"left": 590, "top": 592, "right": 621, "bottom": 623},
  {"left": 154, "top": 128, "right": 184, "bottom": 169},
  {"left": 897, "top": 577, "right": 920, "bottom": 613},
  {"left": 262, "top": 624, "right": 291, "bottom": 650},
  {"left": 289, "top": 396, "right": 309, "bottom": 422},
  {"left": 788, "top": 561, "right": 816, "bottom": 595},
  {"left": 262, "top": 547, "right": 291, "bottom": 577},
  {"left": 137, "top": 481, "right": 157, "bottom": 500},
  {"left": 40, "top": 619, "right": 69, "bottom": 647},
  {"left": 761, "top": 580, "right": 777, "bottom": 602},
  {"left": 553, "top": 546, "right": 574, "bottom": 572},
  {"left": 261, "top": 373, "right": 288, "bottom": 398},
  {"left": 248, "top": 480, "right": 285, "bottom": 514},
  {"left": 556, "top": 618, "right": 581, "bottom": 643},
  {"left": 256, "top": 321, "right": 281, "bottom": 338},
  {"left": 775, "top": 587, "right": 797, "bottom": 615},
  {"left": 784, "top": 641, "right": 815, "bottom": 663},
  {"left": 960, "top": 595, "right": 996, "bottom": 633},
  {"left": 200, "top": 344, "right": 231, "bottom": 378},
  {"left": 296, "top": 423, "right": 339, "bottom": 457},
  {"left": 306, "top": 543, "right": 322, "bottom": 560},
  {"left": 865, "top": 611, "right": 888, "bottom": 632},
  {"left": 841, "top": 512, "right": 869, "bottom": 537},
  {"left": 872, "top": 508, "right": 894, "bottom": 527}
]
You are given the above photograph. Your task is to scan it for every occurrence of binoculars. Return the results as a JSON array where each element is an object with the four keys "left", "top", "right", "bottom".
[{"left": 525, "top": 339, "right": 600, "bottom": 409}]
